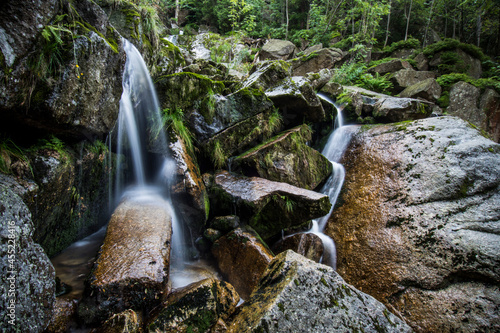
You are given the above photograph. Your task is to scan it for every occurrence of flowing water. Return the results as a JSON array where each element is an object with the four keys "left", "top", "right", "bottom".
[{"left": 308, "top": 94, "right": 356, "bottom": 269}]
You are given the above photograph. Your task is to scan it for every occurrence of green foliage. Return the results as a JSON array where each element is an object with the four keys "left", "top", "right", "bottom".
[
  {"left": 423, "top": 38, "right": 488, "bottom": 61},
  {"left": 383, "top": 38, "right": 421, "bottom": 54},
  {"left": 356, "top": 72, "right": 394, "bottom": 94},
  {"left": 39, "top": 135, "right": 66, "bottom": 153},
  {"left": 330, "top": 61, "right": 367, "bottom": 86},
  {"left": 0, "top": 139, "right": 31, "bottom": 175},
  {"left": 436, "top": 73, "right": 500, "bottom": 94},
  {"left": 262, "top": 108, "right": 283, "bottom": 139},
  {"left": 89, "top": 139, "right": 108, "bottom": 155},
  {"left": 162, "top": 107, "right": 195, "bottom": 154},
  {"left": 212, "top": 140, "right": 227, "bottom": 169}
]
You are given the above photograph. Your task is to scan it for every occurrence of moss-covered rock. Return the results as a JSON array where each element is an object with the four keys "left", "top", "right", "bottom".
[
  {"left": 233, "top": 124, "right": 332, "bottom": 190},
  {"left": 238, "top": 60, "right": 292, "bottom": 92},
  {"left": 147, "top": 278, "right": 240, "bottom": 333},
  {"left": 208, "top": 171, "right": 331, "bottom": 240},
  {"left": 212, "top": 227, "right": 273, "bottom": 300},
  {"left": 290, "top": 48, "right": 343, "bottom": 76},
  {"left": 399, "top": 78, "right": 442, "bottom": 103}
]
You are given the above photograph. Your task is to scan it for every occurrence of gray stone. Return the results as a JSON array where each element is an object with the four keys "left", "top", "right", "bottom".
[
  {"left": 373, "top": 97, "right": 433, "bottom": 122},
  {"left": 368, "top": 59, "right": 412, "bottom": 75},
  {"left": 327, "top": 116, "right": 500, "bottom": 332},
  {"left": 0, "top": 178, "right": 56, "bottom": 332},
  {"left": 260, "top": 39, "right": 297, "bottom": 61},
  {"left": 414, "top": 53, "right": 429, "bottom": 71},
  {"left": 227, "top": 251, "right": 412, "bottom": 333},
  {"left": 208, "top": 171, "right": 331, "bottom": 240},
  {"left": 399, "top": 78, "right": 442, "bottom": 102},
  {"left": 290, "top": 48, "right": 343, "bottom": 76},
  {"left": 479, "top": 88, "right": 500, "bottom": 142},
  {"left": 447, "top": 81, "right": 483, "bottom": 128},
  {"left": 390, "top": 68, "right": 436, "bottom": 93}
]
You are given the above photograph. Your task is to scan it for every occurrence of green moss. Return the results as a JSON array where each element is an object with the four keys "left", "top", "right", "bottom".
[{"left": 383, "top": 38, "right": 421, "bottom": 54}]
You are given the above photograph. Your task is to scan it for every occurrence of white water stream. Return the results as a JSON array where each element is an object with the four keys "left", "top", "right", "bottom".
[{"left": 308, "top": 94, "right": 355, "bottom": 269}]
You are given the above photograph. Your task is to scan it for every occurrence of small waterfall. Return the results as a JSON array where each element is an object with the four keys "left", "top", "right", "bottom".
[
  {"left": 309, "top": 94, "right": 355, "bottom": 269},
  {"left": 113, "top": 39, "right": 188, "bottom": 281}
]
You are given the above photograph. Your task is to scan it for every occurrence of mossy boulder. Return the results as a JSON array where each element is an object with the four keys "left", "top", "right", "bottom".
[
  {"left": 290, "top": 48, "right": 343, "bottom": 76},
  {"left": 226, "top": 251, "right": 412, "bottom": 333},
  {"left": 238, "top": 60, "right": 292, "bottom": 92},
  {"left": 78, "top": 197, "right": 173, "bottom": 325},
  {"left": 99, "top": 309, "right": 142, "bottom": 333},
  {"left": 212, "top": 227, "right": 274, "bottom": 299},
  {"left": 399, "top": 78, "right": 442, "bottom": 103},
  {"left": 372, "top": 96, "right": 433, "bottom": 122},
  {"left": 390, "top": 68, "right": 436, "bottom": 93},
  {"left": 367, "top": 59, "right": 413, "bottom": 75},
  {"left": 266, "top": 76, "right": 326, "bottom": 126},
  {"left": 200, "top": 107, "right": 282, "bottom": 170},
  {"left": 208, "top": 170, "right": 331, "bottom": 240},
  {"left": 233, "top": 124, "right": 332, "bottom": 190},
  {"left": 259, "top": 39, "right": 297, "bottom": 61},
  {"left": 147, "top": 278, "right": 240, "bottom": 333}
]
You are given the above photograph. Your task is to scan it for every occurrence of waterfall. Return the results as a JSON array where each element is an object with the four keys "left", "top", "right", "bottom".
[
  {"left": 309, "top": 94, "right": 355, "bottom": 269},
  {"left": 113, "top": 39, "right": 187, "bottom": 280}
]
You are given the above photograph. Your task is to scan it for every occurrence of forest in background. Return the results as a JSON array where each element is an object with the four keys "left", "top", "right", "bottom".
[{"left": 137, "top": 0, "right": 500, "bottom": 59}]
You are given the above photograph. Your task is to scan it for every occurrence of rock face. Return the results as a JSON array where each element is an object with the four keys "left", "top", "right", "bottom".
[
  {"left": 390, "top": 68, "right": 436, "bottom": 93},
  {"left": 0, "top": 178, "right": 56, "bottom": 332},
  {"left": 271, "top": 233, "right": 324, "bottom": 263},
  {"left": 227, "top": 250, "right": 412, "bottom": 333},
  {"left": 368, "top": 59, "right": 412, "bottom": 75},
  {"left": 212, "top": 227, "right": 274, "bottom": 299},
  {"left": 326, "top": 116, "right": 500, "bottom": 332},
  {"left": 79, "top": 197, "right": 173, "bottom": 325},
  {"left": 147, "top": 278, "right": 240, "bottom": 333},
  {"left": 372, "top": 96, "right": 432, "bottom": 122},
  {"left": 399, "top": 78, "right": 442, "bottom": 102},
  {"left": 266, "top": 76, "right": 326, "bottom": 125},
  {"left": 259, "top": 39, "right": 297, "bottom": 60},
  {"left": 480, "top": 88, "right": 500, "bottom": 142},
  {"left": 290, "top": 48, "right": 343, "bottom": 76},
  {"left": 233, "top": 124, "right": 332, "bottom": 190},
  {"left": 208, "top": 171, "right": 332, "bottom": 240},
  {"left": 0, "top": 0, "right": 125, "bottom": 140}
]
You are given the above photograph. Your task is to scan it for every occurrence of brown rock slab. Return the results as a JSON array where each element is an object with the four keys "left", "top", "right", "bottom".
[
  {"left": 271, "top": 233, "right": 324, "bottom": 263},
  {"left": 78, "top": 196, "right": 173, "bottom": 324},
  {"left": 212, "top": 227, "right": 274, "bottom": 299}
]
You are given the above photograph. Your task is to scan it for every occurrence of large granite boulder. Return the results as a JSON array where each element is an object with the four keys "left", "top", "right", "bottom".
[
  {"left": 446, "top": 82, "right": 500, "bottom": 143},
  {"left": 78, "top": 196, "right": 173, "bottom": 325},
  {"left": 147, "top": 278, "right": 240, "bottom": 332},
  {"left": 390, "top": 68, "right": 436, "bottom": 93},
  {"left": 212, "top": 227, "right": 273, "bottom": 300},
  {"left": 259, "top": 39, "right": 297, "bottom": 61},
  {"left": 239, "top": 60, "right": 292, "bottom": 92},
  {"left": 207, "top": 171, "right": 331, "bottom": 240},
  {"left": 233, "top": 124, "right": 332, "bottom": 190},
  {"left": 266, "top": 76, "right": 326, "bottom": 126},
  {"left": 290, "top": 48, "right": 343, "bottom": 76},
  {"left": 227, "top": 250, "right": 412, "bottom": 332},
  {"left": 326, "top": 116, "right": 500, "bottom": 332},
  {"left": 0, "top": 178, "right": 56, "bottom": 332},
  {"left": 399, "top": 78, "right": 442, "bottom": 102}
]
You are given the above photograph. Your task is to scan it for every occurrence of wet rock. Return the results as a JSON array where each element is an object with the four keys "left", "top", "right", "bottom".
[
  {"left": 46, "top": 298, "right": 78, "bottom": 333},
  {"left": 399, "top": 78, "right": 442, "bottom": 102},
  {"left": 271, "top": 233, "right": 324, "bottom": 263},
  {"left": 305, "top": 68, "right": 334, "bottom": 90},
  {"left": 212, "top": 227, "right": 274, "bottom": 299},
  {"left": 326, "top": 116, "right": 500, "bottom": 332},
  {"left": 372, "top": 96, "right": 433, "bottom": 122},
  {"left": 78, "top": 197, "right": 173, "bottom": 325},
  {"left": 147, "top": 278, "right": 240, "bottom": 333},
  {"left": 239, "top": 60, "right": 292, "bottom": 92},
  {"left": 183, "top": 59, "right": 229, "bottom": 81},
  {"left": 368, "top": 59, "right": 412, "bottom": 75},
  {"left": 266, "top": 76, "right": 326, "bottom": 126},
  {"left": 290, "top": 48, "right": 343, "bottom": 76},
  {"left": 390, "top": 68, "right": 436, "bottom": 93},
  {"left": 479, "top": 88, "right": 500, "bottom": 142},
  {"left": 208, "top": 215, "right": 241, "bottom": 233},
  {"left": 259, "top": 39, "right": 297, "bottom": 61},
  {"left": 93, "top": 309, "right": 142, "bottom": 333},
  {"left": 200, "top": 107, "right": 282, "bottom": 169},
  {"left": 170, "top": 134, "right": 209, "bottom": 234},
  {"left": 24, "top": 142, "right": 110, "bottom": 257},
  {"left": 227, "top": 250, "right": 412, "bottom": 333},
  {"left": 204, "top": 228, "right": 223, "bottom": 243},
  {"left": 209, "top": 171, "right": 331, "bottom": 240},
  {"left": 233, "top": 124, "right": 332, "bottom": 190},
  {"left": 0, "top": 0, "right": 125, "bottom": 140},
  {"left": 0, "top": 179, "right": 56, "bottom": 332}
]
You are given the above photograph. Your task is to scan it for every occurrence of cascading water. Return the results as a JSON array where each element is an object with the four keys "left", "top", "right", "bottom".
[
  {"left": 113, "top": 39, "right": 189, "bottom": 283},
  {"left": 308, "top": 94, "right": 356, "bottom": 269}
]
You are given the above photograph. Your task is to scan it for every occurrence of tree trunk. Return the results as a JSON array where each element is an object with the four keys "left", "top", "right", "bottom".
[
  {"left": 285, "top": 0, "right": 289, "bottom": 40},
  {"left": 384, "top": 0, "right": 392, "bottom": 47},
  {"left": 405, "top": 0, "right": 413, "bottom": 41},
  {"left": 476, "top": 10, "right": 482, "bottom": 47},
  {"left": 175, "top": 0, "right": 179, "bottom": 24},
  {"left": 423, "top": 0, "right": 436, "bottom": 47}
]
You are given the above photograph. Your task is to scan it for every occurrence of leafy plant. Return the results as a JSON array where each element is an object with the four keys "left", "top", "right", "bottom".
[
  {"left": 357, "top": 73, "right": 394, "bottom": 94},
  {"left": 262, "top": 108, "right": 283, "bottom": 139},
  {"left": 162, "top": 108, "right": 194, "bottom": 154},
  {"left": 330, "top": 61, "right": 367, "bottom": 86},
  {"left": 212, "top": 140, "right": 227, "bottom": 169},
  {"left": 383, "top": 38, "right": 421, "bottom": 54},
  {"left": 0, "top": 139, "right": 31, "bottom": 176}
]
